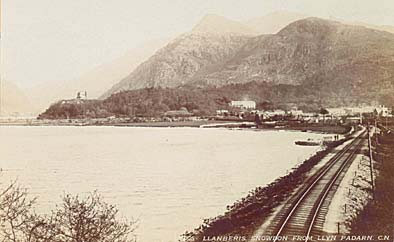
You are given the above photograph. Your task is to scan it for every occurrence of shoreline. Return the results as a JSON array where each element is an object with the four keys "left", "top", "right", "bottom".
[{"left": 0, "top": 119, "right": 350, "bottom": 134}]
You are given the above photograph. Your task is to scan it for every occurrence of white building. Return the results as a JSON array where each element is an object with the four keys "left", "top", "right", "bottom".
[
  {"left": 327, "top": 105, "right": 390, "bottom": 117},
  {"left": 216, "top": 109, "right": 229, "bottom": 116},
  {"left": 230, "top": 101, "right": 256, "bottom": 109},
  {"left": 77, "top": 91, "right": 88, "bottom": 100},
  {"left": 374, "top": 105, "right": 390, "bottom": 117},
  {"left": 264, "top": 109, "right": 286, "bottom": 117},
  {"left": 289, "top": 109, "right": 303, "bottom": 116}
]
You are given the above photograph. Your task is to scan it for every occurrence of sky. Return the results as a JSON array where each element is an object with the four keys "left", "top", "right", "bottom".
[{"left": 2, "top": 0, "right": 394, "bottom": 88}]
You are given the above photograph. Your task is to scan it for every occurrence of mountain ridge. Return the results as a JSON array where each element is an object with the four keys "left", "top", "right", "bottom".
[
  {"left": 102, "top": 17, "right": 394, "bottom": 106},
  {"left": 102, "top": 32, "right": 251, "bottom": 98}
]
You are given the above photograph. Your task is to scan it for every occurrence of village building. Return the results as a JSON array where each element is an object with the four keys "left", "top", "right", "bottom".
[
  {"left": 327, "top": 105, "right": 391, "bottom": 117},
  {"left": 264, "top": 109, "right": 286, "bottom": 117},
  {"left": 230, "top": 101, "right": 256, "bottom": 110},
  {"left": 374, "top": 105, "right": 390, "bottom": 117},
  {"left": 216, "top": 109, "right": 229, "bottom": 116},
  {"left": 289, "top": 108, "right": 303, "bottom": 117},
  {"left": 76, "top": 91, "right": 88, "bottom": 100},
  {"left": 164, "top": 107, "right": 192, "bottom": 117},
  {"left": 345, "top": 116, "right": 363, "bottom": 125}
]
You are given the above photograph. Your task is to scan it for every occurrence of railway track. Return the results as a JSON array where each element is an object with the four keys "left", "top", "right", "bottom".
[{"left": 262, "top": 129, "right": 366, "bottom": 242}]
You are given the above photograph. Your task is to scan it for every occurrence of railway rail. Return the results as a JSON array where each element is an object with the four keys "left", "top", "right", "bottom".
[{"left": 262, "top": 129, "right": 366, "bottom": 242}]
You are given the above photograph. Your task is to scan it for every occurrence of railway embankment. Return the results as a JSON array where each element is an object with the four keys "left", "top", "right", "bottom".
[
  {"left": 183, "top": 134, "right": 353, "bottom": 242},
  {"left": 323, "top": 137, "right": 373, "bottom": 234},
  {"left": 349, "top": 128, "right": 394, "bottom": 237}
]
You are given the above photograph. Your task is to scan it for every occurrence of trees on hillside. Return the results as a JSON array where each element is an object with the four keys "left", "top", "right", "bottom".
[{"left": 40, "top": 82, "right": 374, "bottom": 120}]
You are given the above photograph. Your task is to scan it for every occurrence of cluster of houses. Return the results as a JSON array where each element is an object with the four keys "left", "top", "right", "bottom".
[{"left": 215, "top": 100, "right": 392, "bottom": 124}]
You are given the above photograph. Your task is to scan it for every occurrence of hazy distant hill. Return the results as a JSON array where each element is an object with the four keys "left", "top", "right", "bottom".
[
  {"left": 244, "top": 11, "right": 307, "bottom": 34},
  {"left": 192, "top": 14, "right": 257, "bottom": 35},
  {"left": 73, "top": 38, "right": 169, "bottom": 98},
  {"left": 103, "top": 17, "right": 394, "bottom": 106},
  {"left": 345, "top": 21, "right": 394, "bottom": 35},
  {"left": 29, "top": 39, "right": 168, "bottom": 113},
  {"left": 192, "top": 12, "right": 308, "bottom": 35},
  {"left": 1, "top": 81, "right": 34, "bottom": 116}
]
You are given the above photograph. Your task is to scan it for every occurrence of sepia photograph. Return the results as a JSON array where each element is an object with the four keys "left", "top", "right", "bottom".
[{"left": 0, "top": 1, "right": 393, "bottom": 241}]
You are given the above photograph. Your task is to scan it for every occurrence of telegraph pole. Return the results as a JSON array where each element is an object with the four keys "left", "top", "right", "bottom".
[
  {"left": 367, "top": 123, "right": 375, "bottom": 197},
  {"left": 375, "top": 119, "right": 378, "bottom": 145}
]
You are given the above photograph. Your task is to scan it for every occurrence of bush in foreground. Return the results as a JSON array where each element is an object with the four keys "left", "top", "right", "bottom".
[{"left": 0, "top": 182, "right": 137, "bottom": 242}]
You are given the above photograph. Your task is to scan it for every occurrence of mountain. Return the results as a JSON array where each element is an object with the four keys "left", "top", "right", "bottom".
[
  {"left": 103, "top": 17, "right": 394, "bottom": 106},
  {"left": 244, "top": 11, "right": 307, "bottom": 34},
  {"left": 29, "top": 39, "right": 168, "bottom": 112},
  {"left": 0, "top": 81, "right": 34, "bottom": 116},
  {"left": 102, "top": 12, "right": 307, "bottom": 98},
  {"left": 192, "top": 14, "right": 257, "bottom": 35},
  {"left": 197, "top": 17, "right": 394, "bottom": 86},
  {"left": 102, "top": 32, "right": 251, "bottom": 98},
  {"left": 40, "top": 17, "right": 394, "bottom": 119}
]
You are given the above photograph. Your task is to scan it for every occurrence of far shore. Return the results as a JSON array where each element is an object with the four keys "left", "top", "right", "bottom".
[{"left": 0, "top": 118, "right": 350, "bottom": 134}]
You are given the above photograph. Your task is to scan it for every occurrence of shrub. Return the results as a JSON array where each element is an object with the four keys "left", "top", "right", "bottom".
[{"left": 0, "top": 182, "right": 137, "bottom": 242}]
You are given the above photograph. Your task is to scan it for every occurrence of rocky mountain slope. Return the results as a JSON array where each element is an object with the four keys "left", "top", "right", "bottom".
[
  {"left": 197, "top": 17, "right": 394, "bottom": 87},
  {"left": 103, "top": 17, "right": 394, "bottom": 106},
  {"left": 102, "top": 32, "right": 251, "bottom": 98}
]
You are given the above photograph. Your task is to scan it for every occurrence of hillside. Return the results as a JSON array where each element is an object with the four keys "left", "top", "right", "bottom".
[
  {"left": 40, "top": 78, "right": 394, "bottom": 120},
  {"left": 102, "top": 32, "right": 251, "bottom": 98},
  {"left": 39, "top": 82, "right": 315, "bottom": 119},
  {"left": 198, "top": 18, "right": 394, "bottom": 87},
  {"left": 103, "top": 17, "right": 394, "bottom": 106}
]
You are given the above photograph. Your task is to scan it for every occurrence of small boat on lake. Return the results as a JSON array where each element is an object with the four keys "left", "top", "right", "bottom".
[{"left": 295, "top": 138, "right": 321, "bottom": 146}]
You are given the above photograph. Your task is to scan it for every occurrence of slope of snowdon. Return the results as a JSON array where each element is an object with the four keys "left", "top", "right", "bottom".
[
  {"left": 104, "top": 17, "right": 394, "bottom": 105},
  {"left": 198, "top": 18, "right": 394, "bottom": 92},
  {"left": 102, "top": 32, "right": 251, "bottom": 98}
]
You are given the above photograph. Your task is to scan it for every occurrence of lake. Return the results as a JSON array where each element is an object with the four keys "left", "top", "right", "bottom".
[{"left": 0, "top": 126, "right": 324, "bottom": 242}]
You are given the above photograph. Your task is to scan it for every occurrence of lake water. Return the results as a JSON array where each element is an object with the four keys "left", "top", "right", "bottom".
[{"left": 0, "top": 126, "right": 324, "bottom": 242}]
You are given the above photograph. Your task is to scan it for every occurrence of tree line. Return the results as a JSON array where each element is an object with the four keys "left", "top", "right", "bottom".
[{"left": 38, "top": 81, "right": 392, "bottom": 119}]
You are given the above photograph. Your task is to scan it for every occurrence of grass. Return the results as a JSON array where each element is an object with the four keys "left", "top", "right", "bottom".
[{"left": 350, "top": 129, "right": 394, "bottom": 237}]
